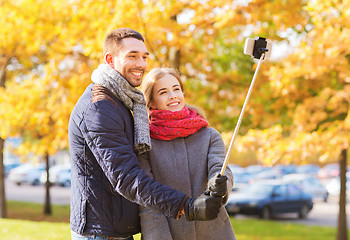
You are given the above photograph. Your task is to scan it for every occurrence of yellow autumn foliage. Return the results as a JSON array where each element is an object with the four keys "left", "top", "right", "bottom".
[{"left": 0, "top": 0, "right": 349, "bottom": 167}]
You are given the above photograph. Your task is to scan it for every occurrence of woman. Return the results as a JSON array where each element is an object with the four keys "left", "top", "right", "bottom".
[{"left": 138, "top": 68, "right": 236, "bottom": 240}]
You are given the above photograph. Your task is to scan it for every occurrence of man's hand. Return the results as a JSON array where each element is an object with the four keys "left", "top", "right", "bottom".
[
  {"left": 184, "top": 193, "right": 222, "bottom": 221},
  {"left": 207, "top": 173, "right": 228, "bottom": 198}
]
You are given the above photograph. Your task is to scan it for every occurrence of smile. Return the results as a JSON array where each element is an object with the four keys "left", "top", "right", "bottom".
[
  {"left": 130, "top": 71, "right": 143, "bottom": 77},
  {"left": 167, "top": 102, "right": 180, "bottom": 107}
]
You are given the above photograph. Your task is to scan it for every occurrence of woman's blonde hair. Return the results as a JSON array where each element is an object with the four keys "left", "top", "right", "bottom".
[{"left": 141, "top": 67, "right": 206, "bottom": 119}]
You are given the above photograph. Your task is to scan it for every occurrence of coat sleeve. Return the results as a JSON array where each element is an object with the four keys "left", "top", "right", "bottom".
[
  {"left": 138, "top": 152, "right": 173, "bottom": 240},
  {"left": 207, "top": 128, "right": 234, "bottom": 202},
  {"left": 81, "top": 100, "right": 186, "bottom": 218}
]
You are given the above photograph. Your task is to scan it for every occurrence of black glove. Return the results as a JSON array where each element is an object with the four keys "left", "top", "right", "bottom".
[
  {"left": 206, "top": 173, "right": 228, "bottom": 198},
  {"left": 184, "top": 193, "right": 222, "bottom": 221}
]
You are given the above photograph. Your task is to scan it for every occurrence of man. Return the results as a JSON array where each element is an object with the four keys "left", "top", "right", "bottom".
[{"left": 68, "top": 28, "right": 228, "bottom": 240}]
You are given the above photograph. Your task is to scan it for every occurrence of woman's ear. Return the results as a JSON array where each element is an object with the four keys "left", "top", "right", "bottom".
[
  {"left": 104, "top": 53, "right": 114, "bottom": 68},
  {"left": 149, "top": 101, "right": 157, "bottom": 109}
]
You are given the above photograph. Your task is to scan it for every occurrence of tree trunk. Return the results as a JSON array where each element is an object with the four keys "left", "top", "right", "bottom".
[
  {"left": 168, "top": 14, "right": 181, "bottom": 71},
  {"left": 0, "top": 137, "right": 6, "bottom": 218},
  {"left": 0, "top": 58, "right": 10, "bottom": 219},
  {"left": 337, "top": 148, "right": 347, "bottom": 240},
  {"left": 43, "top": 152, "right": 51, "bottom": 215},
  {"left": 169, "top": 47, "right": 181, "bottom": 70}
]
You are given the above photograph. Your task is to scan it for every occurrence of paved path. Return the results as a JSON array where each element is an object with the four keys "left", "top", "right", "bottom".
[{"left": 5, "top": 179, "right": 70, "bottom": 205}]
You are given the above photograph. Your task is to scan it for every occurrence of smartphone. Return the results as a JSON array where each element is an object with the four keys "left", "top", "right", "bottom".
[{"left": 244, "top": 37, "right": 272, "bottom": 59}]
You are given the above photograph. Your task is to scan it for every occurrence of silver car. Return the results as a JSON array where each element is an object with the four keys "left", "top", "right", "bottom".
[
  {"left": 282, "top": 173, "right": 329, "bottom": 202},
  {"left": 40, "top": 164, "right": 71, "bottom": 187},
  {"left": 8, "top": 163, "right": 46, "bottom": 186}
]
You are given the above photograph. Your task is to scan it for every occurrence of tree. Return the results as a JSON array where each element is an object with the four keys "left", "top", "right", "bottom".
[
  {"left": 0, "top": 0, "right": 55, "bottom": 217},
  {"left": 0, "top": 59, "right": 92, "bottom": 214},
  {"left": 0, "top": 56, "right": 11, "bottom": 217},
  {"left": 232, "top": 0, "right": 350, "bottom": 238},
  {"left": 0, "top": 0, "right": 98, "bottom": 216}
]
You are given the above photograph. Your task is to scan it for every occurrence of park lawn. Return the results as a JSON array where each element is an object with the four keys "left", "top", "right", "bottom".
[
  {"left": 6, "top": 201, "right": 70, "bottom": 222},
  {"left": 0, "top": 201, "right": 342, "bottom": 240},
  {"left": 230, "top": 217, "right": 338, "bottom": 240},
  {"left": 0, "top": 217, "right": 339, "bottom": 240},
  {"left": 0, "top": 218, "right": 71, "bottom": 239}
]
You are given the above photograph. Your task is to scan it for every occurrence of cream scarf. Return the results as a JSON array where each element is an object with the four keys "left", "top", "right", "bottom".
[{"left": 91, "top": 64, "right": 151, "bottom": 155}]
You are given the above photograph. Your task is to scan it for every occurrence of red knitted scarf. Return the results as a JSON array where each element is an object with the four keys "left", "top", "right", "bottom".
[{"left": 149, "top": 107, "right": 208, "bottom": 140}]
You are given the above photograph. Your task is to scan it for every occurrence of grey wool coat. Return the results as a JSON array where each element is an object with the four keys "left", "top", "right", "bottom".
[{"left": 138, "top": 127, "right": 237, "bottom": 240}]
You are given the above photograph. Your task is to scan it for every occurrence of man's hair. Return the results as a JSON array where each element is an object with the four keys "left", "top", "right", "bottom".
[{"left": 103, "top": 28, "right": 144, "bottom": 57}]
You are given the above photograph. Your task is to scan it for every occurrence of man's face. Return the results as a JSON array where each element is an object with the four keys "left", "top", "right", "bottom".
[{"left": 112, "top": 38, "right": 149, "bottom": 87}]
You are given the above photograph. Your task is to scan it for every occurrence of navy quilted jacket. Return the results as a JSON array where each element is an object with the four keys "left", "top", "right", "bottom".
[{"left": 68, "top": 83, "right": 186, "bottom": 237}]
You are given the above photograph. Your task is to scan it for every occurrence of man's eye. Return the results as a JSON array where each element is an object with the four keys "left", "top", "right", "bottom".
[{"left": 129, "top": 55, "right": 136, "bottom": 58}]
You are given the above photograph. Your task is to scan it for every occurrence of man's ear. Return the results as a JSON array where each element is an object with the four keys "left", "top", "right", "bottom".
[{"left": 104, "top": 53, "right": 114, "bottom": 68}]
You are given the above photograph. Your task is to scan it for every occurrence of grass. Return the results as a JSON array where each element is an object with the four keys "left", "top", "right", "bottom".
[
  {"left": 6, "top": 201, "right": 70, "bottom": 222},
  {"left": 0, "top": 201, "right": 343, "bottom": 240},
  {"left": 0, "top": 218, "right": 71, "bottom": 239},
  {"left": 229, "top": 218, "right": 338, "bottom": 240}
]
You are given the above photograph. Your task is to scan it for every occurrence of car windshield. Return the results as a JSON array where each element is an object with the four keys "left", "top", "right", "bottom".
[{"left": 242, "top": 183, "right": 275, "bottom": 195}]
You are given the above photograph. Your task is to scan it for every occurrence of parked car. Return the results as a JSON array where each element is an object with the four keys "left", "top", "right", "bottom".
[
  {"left": 232, "top": 171, "right": 254, "bottom": 191},
  {"left": 8, "top": 163, "right": 46, "bottom": 186},
  {"left": 282, "top": 173, "right": 329, "bottom": 202},
  {"left": 296, "top": 164, "right": 321, "bottom": 175},
  {"left": 326, "top": 174, "right": 350, "bottom": 198},
  {"left": 253, "top": 168, "right": 283, "bottom": 181},
  {"left": 245, "top": 165, "right": 267, "bottom": 175},
  {"left": 40, "top": 164, "right": 71, "bottom": 187},
  {"left": 318, "top": 163, "right": 339, "bottom": 179},
  {"left": 273, "top": 164, "right": 297, "bottom": 176},
  {"left": 4, "top": 163, "right": 21, "bottom": 177},
  {"left": 225, "top": 180, "right": 313, "bottom": 219}
]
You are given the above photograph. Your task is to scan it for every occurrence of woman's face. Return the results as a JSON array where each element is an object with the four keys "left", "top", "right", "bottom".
[{"left": 150, "top": 74, "right": 185, "bottom": 112}]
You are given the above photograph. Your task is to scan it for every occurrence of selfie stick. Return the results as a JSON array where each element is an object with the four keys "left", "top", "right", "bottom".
[{"left": 220, "top": 37, "right": 271, "bottom": 176}]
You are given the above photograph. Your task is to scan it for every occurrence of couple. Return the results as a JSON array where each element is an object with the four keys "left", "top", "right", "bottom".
[{"left": 68, "top": 28, "right": 236, "bottom": 240}]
